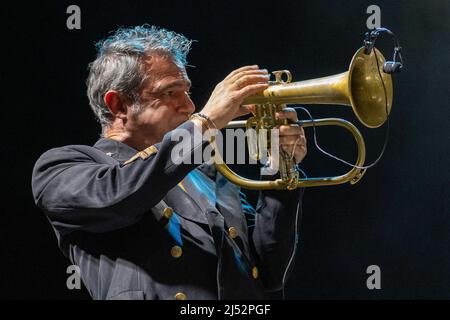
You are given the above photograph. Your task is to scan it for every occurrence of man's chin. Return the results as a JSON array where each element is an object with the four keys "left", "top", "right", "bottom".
[
  {"left": 171, "top": 116, "right": 190, "bottom": 130},
  {"left": 180, "top": 114, "right": 192, "bottom": 125}
]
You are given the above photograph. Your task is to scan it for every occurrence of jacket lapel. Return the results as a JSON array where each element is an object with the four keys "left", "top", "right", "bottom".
[
  {"left": 164, "top": 182, "right": 209, "bottom": 225},
  {"left": 215, "top": 171, "right": 248, "bottom": 234},
  {"left": 215, "top": 171, "right": 255, "bottom": 265},
  {"left": 171, "top": 165, "right": 217, "bottom": 225}
]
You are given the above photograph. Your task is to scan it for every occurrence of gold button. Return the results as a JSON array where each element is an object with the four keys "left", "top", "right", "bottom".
[
  {"left": 174, "top": 292, "right": 187, "bottom": 300},
  {"left": 252, "top": 266, "right": 259, "bottom": 279},
  {"left": 163, "top": 207, "right": 173, "bottom": 219},
  {"left": 170, "top": 245, "right": 182, "bottom": 258},
  {"left": 228, "top": 227, "right": 238, "bottom": 239}
]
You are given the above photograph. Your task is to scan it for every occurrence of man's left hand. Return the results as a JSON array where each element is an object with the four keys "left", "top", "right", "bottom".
[{"left": 276, "top": 107, "right": 307, "bottom": 164}]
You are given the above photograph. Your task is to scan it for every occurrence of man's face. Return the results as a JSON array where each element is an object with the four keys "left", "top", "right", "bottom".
[{"left": 127, "top": 54, "right": 195, "bottom": 143}]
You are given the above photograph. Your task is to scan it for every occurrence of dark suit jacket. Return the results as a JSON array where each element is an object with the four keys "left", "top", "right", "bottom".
[{"left": 32, "top": 121, "right": 303, "bottom": 300}]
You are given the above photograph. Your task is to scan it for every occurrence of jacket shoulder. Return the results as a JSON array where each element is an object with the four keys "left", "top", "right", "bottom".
[
  {"left": 31, "top": 144, "right": 109, "bottom": 199},
  {"left": 34, "top": 144, "right": 110, "bottom": 169},
  {"left": 39, "top": 144, "right": 102, "bottom": 159}
]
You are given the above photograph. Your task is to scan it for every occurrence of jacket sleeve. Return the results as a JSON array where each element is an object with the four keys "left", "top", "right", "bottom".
[
  {"left": 247, "top": 175, "right": 304, "bottom": 292},
  {"left": 31, "top": 121, "right": 207, "bottom": 235}
]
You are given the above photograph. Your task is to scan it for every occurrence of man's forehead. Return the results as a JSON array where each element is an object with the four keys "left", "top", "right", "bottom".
[{"left": 143, "top": 54, "right": 188, "bottom": 79}]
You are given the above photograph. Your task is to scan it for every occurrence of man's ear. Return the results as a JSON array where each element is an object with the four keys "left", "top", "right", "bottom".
[{"left": 104, "top": 91, "right": 128, "bottom": 120}]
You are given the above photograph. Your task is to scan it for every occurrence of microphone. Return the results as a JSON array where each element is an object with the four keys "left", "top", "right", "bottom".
[
  {"left": 383, "top": 61, "right": 403, "bottom": 74},
  {"left": 363, "top": 27, "right": 404, "bottom": 74}
]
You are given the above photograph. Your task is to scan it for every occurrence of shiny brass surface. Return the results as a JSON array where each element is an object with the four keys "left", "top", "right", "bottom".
[
  {"left": 213, "top": 118, "right": 366, "bottom": 189},
  {"left": 212, "top": 47, "right": 391, "bottom": 190},
  {"left": 174, "top": 292, "right": 187, "bottom": 300},
  {"left": 228, "top": 227, "right": 238, "bottom": 239},
  {"left": 252, "top": 267, "right": 259, "bottom": 279},
  {"left": 243, "top": 47, "right": 393, "bottom": 128},
  {"left": 163, "top": 207, "right": 174, "bottom": 219},
  {"left": 170, "top": 246, "right": 183, "bottom": 258}
]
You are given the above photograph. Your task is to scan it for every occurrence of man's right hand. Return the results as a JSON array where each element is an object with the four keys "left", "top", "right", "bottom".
[{"left": 200, "top": 65, "right": 270, "bottom": 129}]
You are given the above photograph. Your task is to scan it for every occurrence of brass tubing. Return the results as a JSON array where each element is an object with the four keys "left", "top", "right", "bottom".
[{"left": 213, "top": 118, "right": 366, "bottom": 190}]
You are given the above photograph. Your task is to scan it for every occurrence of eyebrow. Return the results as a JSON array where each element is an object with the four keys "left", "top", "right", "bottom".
[{"left": 154, "top": 78, "right": 192, "bottom": 92}]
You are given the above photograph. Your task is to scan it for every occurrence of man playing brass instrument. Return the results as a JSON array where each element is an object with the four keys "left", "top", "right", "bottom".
[{"left": 31, "top": 25, "right": 307, "bottom": 300}]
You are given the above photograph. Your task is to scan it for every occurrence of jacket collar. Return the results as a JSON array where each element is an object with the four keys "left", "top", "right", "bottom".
[{"left": 93, "top": 138, "right": 138, "bottom": 163}]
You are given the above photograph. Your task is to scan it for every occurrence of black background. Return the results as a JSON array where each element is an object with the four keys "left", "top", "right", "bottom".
[{"left": 2, "top": 0, "right": 449, "bottom": 299}]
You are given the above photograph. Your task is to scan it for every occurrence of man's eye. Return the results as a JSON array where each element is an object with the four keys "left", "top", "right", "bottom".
[{"left": 163, "top": 90, "right": 175, "bottom": 97}]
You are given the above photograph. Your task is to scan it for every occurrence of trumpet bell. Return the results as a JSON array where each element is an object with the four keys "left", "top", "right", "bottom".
[
  {"left": 243, "top": 47, "right": 393, "bottom": 128},
  {"left": 348, "top": 47, "right": 393, "bottom": 128}
]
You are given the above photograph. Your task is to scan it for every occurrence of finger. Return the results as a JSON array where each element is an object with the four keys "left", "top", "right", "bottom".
[
  {"left": 282, "top": 141, "right": 307, "bottom": 162},
  {"left": 294, "top": 145, "right": 307, "bottom": 163},
  {"left": 236, "top": 83, "right": 270, "bottom": 99},
  {"left": 281, "top": 144, "right": 295, "bottom": 155},
  {"left": 279, "top": 124, "right": 302, "bottom": 136},
  {"left": 225, "top": 65, "right": 259, "bottom": 81},
  {"left": 241, "top": 104, "right": 257, "bottom": 115},
  {"left": 233, "top": 74, "right": 270, "bottom": 90},
  {"left": 236, "top": 105, "right": 253, "bottom": 117},
  {"left": 279, "top": 126, "right": 306, "bottom": 141},
  {"left": 279, "top": 135, "right": 306, "bottom": 145},
  {"left": 228, "top": 69, "right": 269, "bottom": 84},
  {"left": 296, "top": 144, "right": 307, "bottom": 158},
  {"left": 275, "top": 107, "right": 298, "bottom": 122},
  {"left": 300, "top": 126, "right": 305, "bottom": 137}
]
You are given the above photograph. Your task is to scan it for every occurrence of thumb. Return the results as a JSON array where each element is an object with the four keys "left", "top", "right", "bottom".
[
  {"left": 236, "top": 105, "right": 253, "bottom": 117},
  {"left": 241, "top": 104, "right": 257, "bottom": 115}
]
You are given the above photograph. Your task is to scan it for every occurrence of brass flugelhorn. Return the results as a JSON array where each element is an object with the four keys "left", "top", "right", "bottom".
[{"left": 211, "top": 47, "right": 393, "bottom": 190}]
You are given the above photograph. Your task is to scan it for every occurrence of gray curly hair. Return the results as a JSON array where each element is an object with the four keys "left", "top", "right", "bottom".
[{"left": 86, "top": 24, "right": 193, "bottom": 132}]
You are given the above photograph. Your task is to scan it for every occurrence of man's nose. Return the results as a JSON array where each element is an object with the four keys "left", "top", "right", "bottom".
[{"left": 177, "top": 91, "right": 195, "bottom": 113}]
